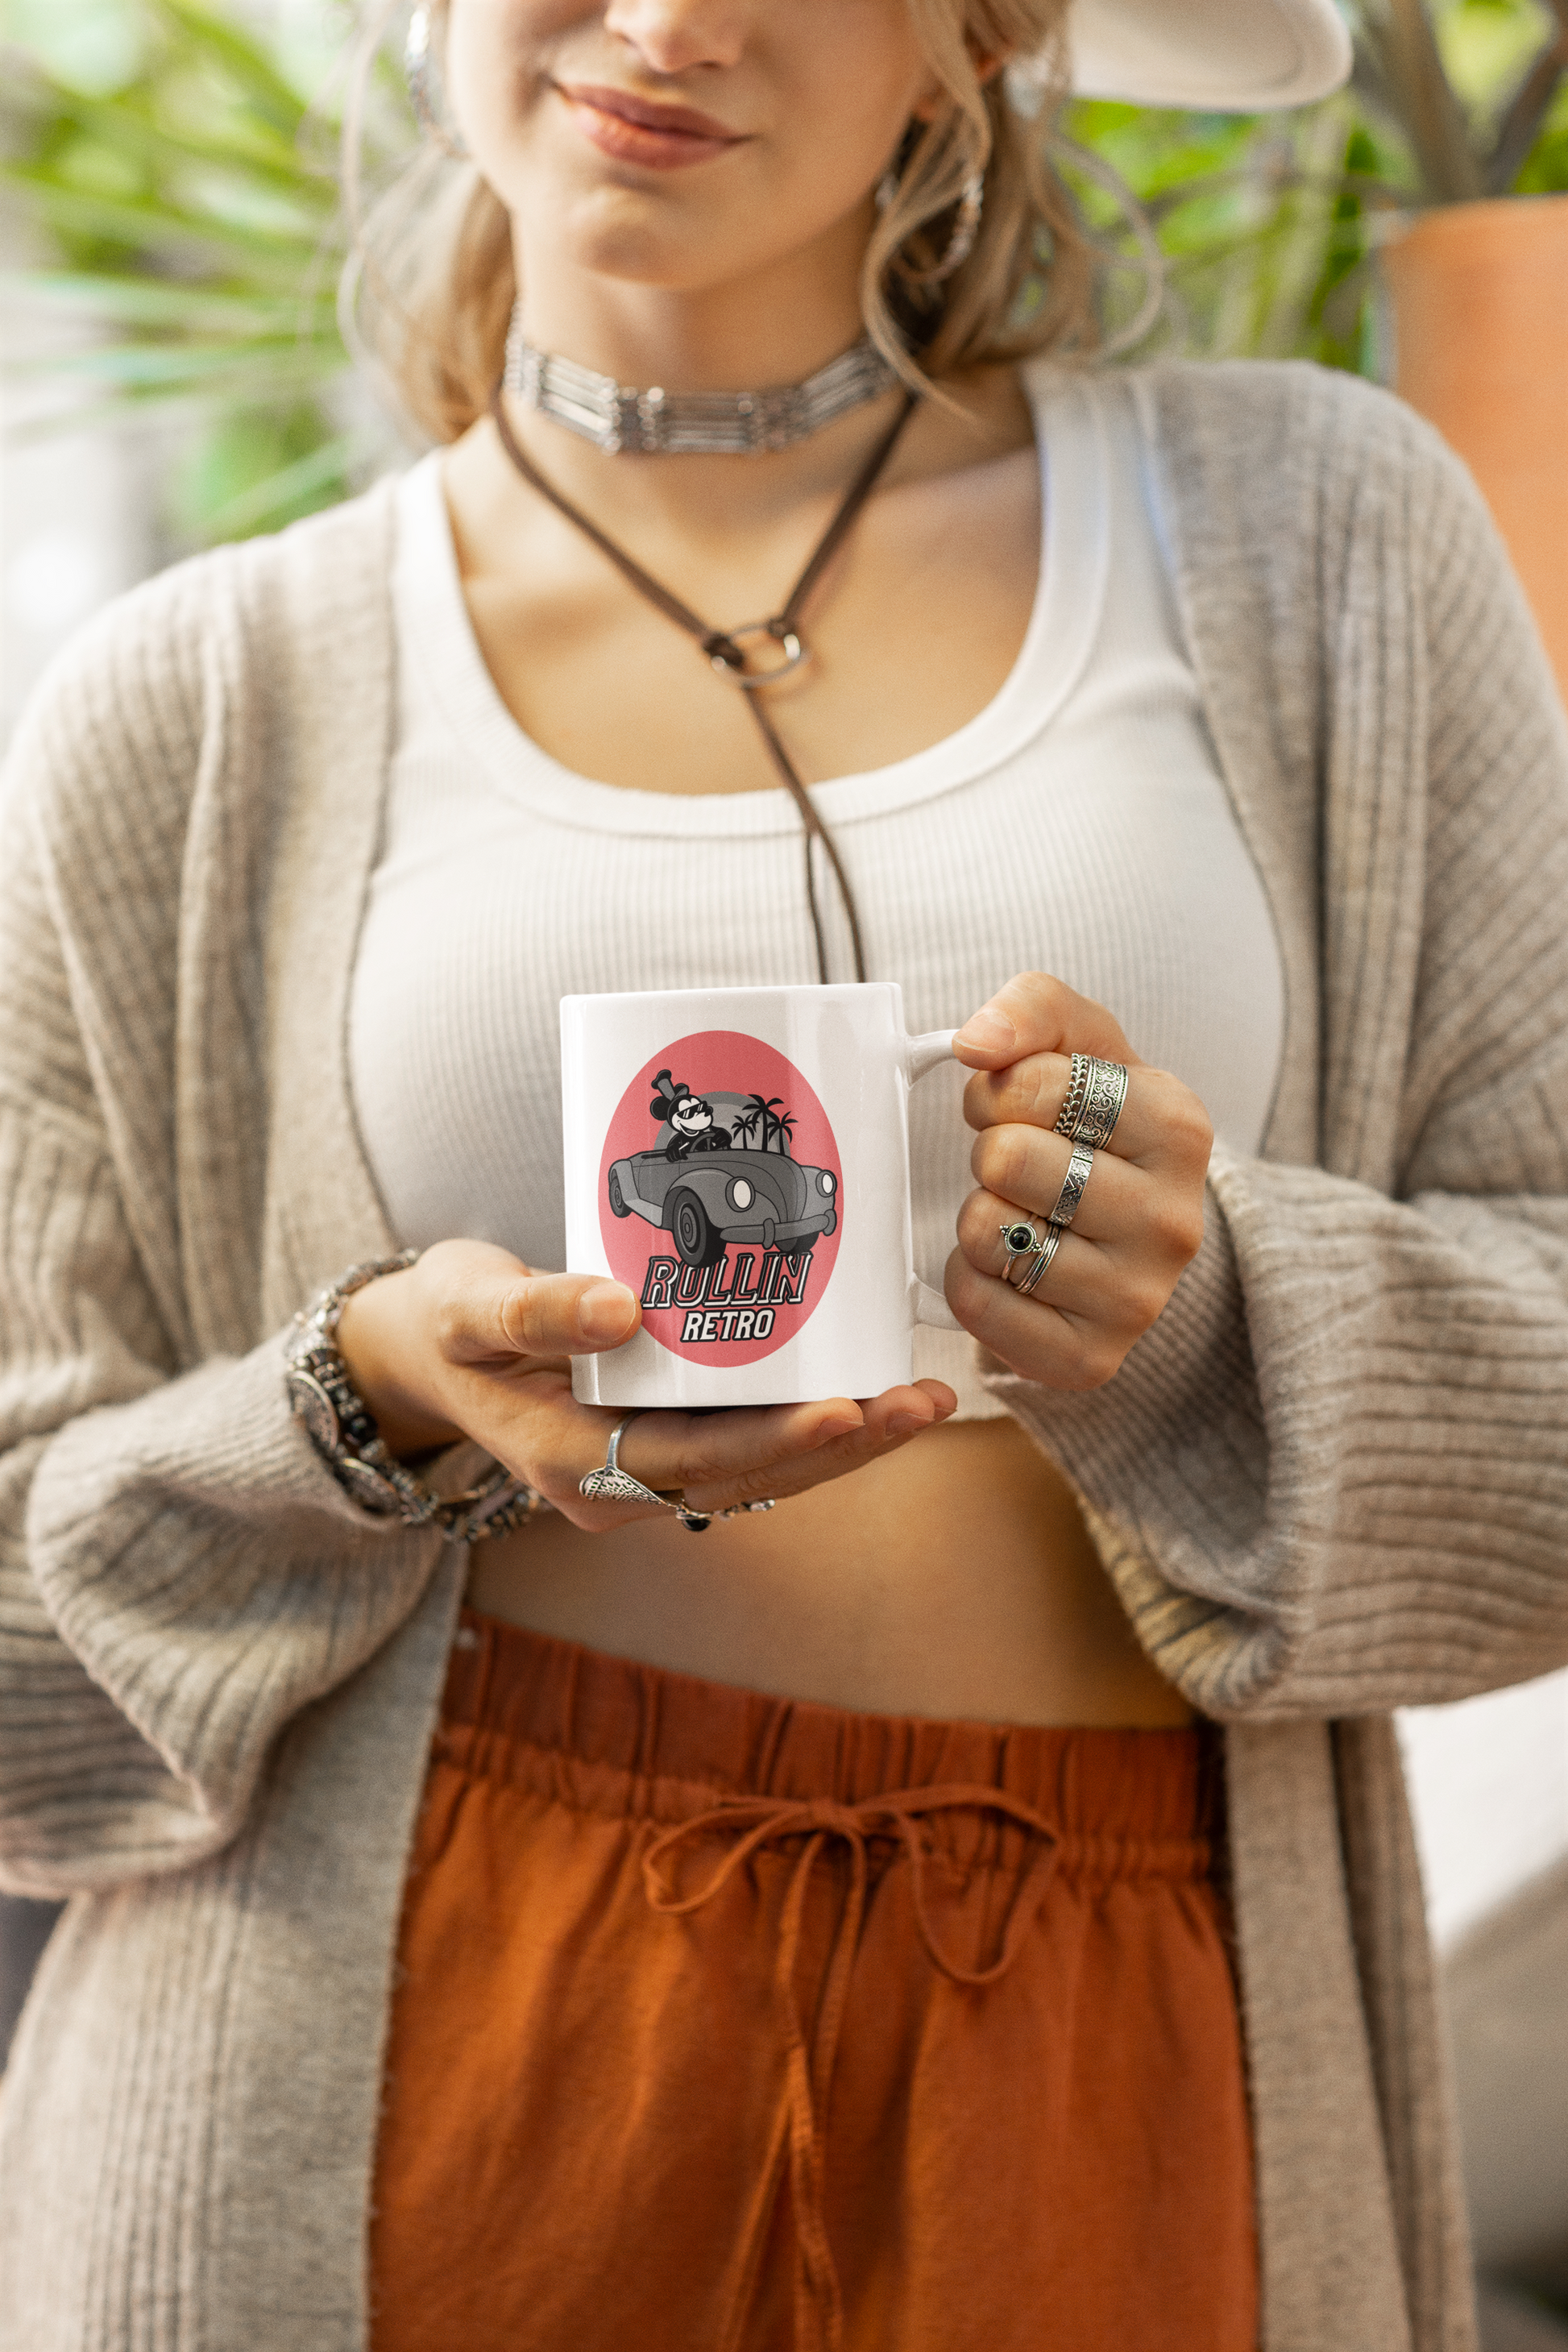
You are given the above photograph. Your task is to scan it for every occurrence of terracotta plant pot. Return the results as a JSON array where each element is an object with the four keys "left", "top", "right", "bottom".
[{"left": 1382, "top": 193, "right": 1568, "bottom": 703}]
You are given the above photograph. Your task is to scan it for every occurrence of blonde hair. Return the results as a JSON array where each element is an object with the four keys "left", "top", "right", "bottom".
[{"left": 344, "top": 0, "right": 1100, "bottom": 445}]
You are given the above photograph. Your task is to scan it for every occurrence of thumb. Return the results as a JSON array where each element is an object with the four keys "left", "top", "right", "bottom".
[{"left": 487, "top": 1269, "right": 641, "bottom": 1359}]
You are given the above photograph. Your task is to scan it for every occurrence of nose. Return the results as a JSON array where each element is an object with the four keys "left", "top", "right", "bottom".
[{"left": 601, "top": 0, "right": 748, "bottom": 76}]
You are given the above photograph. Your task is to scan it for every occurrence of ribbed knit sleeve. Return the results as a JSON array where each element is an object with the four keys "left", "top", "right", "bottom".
[
  {"left": 0, "top": 538, "right": 441, "bottom": 1898},
  {"left": 989, "top": 371, "right": 1568, "bottom": 1720}
]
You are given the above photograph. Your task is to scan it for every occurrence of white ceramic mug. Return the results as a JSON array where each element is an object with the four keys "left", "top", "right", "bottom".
[{"left": 562, "top": 981, "right": 963, "bottom": 1407}]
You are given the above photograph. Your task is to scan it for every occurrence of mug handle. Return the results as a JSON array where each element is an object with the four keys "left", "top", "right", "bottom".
[{"left": 906, "top": 1028, "right": 965, "bottom": 1334}]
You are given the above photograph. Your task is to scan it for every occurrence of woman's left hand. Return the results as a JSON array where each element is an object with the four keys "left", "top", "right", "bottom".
[{"left": 947, "top": 973, "right": 1214, "bottom": 1390}]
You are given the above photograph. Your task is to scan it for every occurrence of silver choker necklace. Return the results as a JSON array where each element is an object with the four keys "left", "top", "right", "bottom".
[{"left": 501, "top": 309, "right": 898, "bottom": 457}]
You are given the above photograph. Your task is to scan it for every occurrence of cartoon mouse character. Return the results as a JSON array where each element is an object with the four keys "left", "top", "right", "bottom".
[{"left": 649, "top": 1068, "right": 732, "bottom": 1159}]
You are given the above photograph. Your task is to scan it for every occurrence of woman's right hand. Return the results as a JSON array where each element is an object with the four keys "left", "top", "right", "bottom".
[{"left": 334, "top": 1239, "right": 956, "bottom": 1529}]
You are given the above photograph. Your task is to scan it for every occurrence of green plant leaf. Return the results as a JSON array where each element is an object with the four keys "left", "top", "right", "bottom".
[
  {"left": 0, "top": 165, "right": 322, "bottom": 268},
  {"left": 156, "top": 0, "right": 311, "bottom": 139},
  {"left": 197, "top": 428, "right": 362, "bottom": 536},
  {"left": 6, "top": 350, "right": 348, "bottom": 439},
  {"left": 52, "top": 102, "right": 334, "bottom": 208},
  {"left": 6, "top": 334, "right": 336, "bottom": 385},
  {"left": 2, "top": 268, "right": 340, "bottom": 332}
]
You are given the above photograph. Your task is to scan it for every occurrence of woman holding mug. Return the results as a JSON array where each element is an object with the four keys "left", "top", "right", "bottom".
[{"left": 2, "top": 0, "right": 1566, "bottom": 2345}]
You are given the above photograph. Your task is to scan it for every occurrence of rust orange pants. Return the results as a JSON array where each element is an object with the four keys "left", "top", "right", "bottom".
[{"left": 371, "top": 1613, "right": 1258, "bottom": 2352}]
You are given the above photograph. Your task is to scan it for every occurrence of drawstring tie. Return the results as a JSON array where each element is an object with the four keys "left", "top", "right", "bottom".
[{"left": 642, "top": 1785, "right": 1061, "bottom": 2352}]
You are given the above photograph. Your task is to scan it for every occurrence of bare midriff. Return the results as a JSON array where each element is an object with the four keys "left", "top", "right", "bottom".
[{"left": 465, "top": 1418, "right": 1193, "bottom": 1729}]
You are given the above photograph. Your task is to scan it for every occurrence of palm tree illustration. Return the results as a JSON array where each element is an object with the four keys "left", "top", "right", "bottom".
[
  {"left": 740, "top": 1093, "right": 786, "bottom": 1151},
  {"left": 775, "top": 1110, "right": 798, "bottom": 1155}
]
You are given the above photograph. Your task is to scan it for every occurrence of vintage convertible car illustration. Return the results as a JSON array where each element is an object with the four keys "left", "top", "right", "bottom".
[{"left": 608, "top": 1146, "right": 838, "bottom": 1267}]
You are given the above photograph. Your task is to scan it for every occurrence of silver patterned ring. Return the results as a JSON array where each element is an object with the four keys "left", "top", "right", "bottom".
[
  {"left": 999, "top": 1218, "right": 1043, "bottom": 1283},
  {"left": 1054, "top": 1051, "right": 1093, "bottom": 1140},
  {"left": 578, "top": 1410, "right": 665, "bottom": 1508},
  {"left": 1047, "top": 1139, "right": 1095, "bottom": 1230},
  {"left": 1057, "top": 1055, "right": 1130, "bottom": 1153},
  {"left": 579, "top": 1412, "right": 777, "bottom": 1532},
  {"left": 1014, "top": 1224, "right": 1064, "bottom": 1296}
]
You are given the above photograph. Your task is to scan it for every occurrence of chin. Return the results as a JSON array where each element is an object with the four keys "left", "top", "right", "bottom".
[{"left": 543, "top": 187, "right": 740, "bottom": 291}]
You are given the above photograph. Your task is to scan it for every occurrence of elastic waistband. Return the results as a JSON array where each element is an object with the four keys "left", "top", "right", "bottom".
[{"left": 440, "top": 1612, "right": 1219, "bottom": 1885}]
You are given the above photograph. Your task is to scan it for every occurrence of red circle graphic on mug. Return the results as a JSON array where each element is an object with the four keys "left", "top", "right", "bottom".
[{"left": 598, "top": 1031, "right": 844, "bottom": 1367}]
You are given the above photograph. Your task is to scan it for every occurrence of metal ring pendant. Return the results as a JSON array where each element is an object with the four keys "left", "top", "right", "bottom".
[{"left": 711, "top": 620, "right": 808, "bottom": 690}]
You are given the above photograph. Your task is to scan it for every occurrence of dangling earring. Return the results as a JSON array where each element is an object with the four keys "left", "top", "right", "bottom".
[
  {"left": 931, "top": 172, "right": 984, "bottom": 280},
  {"left": 404, "top": 3, "right": 469, "bottom": 158},
  {"left": 877, "top": 163, "right": 985, "bottom": 281}
]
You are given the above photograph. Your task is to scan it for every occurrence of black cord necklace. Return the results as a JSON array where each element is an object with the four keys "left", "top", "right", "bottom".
[{"left": 487, "top": 382, "right": 919, "bottom": 985}]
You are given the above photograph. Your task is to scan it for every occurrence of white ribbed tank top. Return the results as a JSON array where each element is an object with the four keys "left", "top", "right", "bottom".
[{"left": 350, "top": 363, "right": 1284, "bottom": 1417}]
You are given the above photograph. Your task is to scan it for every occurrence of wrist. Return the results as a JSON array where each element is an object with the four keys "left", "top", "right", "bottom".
[
  {"left": 287, "top": 1253, "right": 551, "bottom": 1542},
  {"left": 335, "top": 1268, "right": 464, "bottom": 1459}
]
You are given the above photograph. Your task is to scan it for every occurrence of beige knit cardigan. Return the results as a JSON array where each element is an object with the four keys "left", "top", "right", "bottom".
[{"left": 2, "top": 359, "right": 1567, "bottom": 2352}]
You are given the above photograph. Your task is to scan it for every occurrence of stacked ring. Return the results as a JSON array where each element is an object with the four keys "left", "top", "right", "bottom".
[
  {"left": 1055, "top": 1053, "right": 1093, "bottom": 1139},
  {"left": 998, "top": 1219, "right": 1063, "bottom": 1294},
  {"left": 1047, "top": 1139, "right": 1095, "bottom": 1229},
  {"left": 1014, "top": 1225, "right": 1064, "bottom": 1295},
  {"left": 992, "top": 1057, "right": 1125, "bottom": 1305},
  {"left": 1000, "top": 1218, "right": 1043, "bottom": 1282},
  {"left": 1055, "top": 1052, "right": 1130, "bottom": 1152}
]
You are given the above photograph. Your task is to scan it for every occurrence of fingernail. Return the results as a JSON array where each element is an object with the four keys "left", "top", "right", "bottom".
[
  {"left": 956, "top": 1006, "right": 1014, "bottom": 1055},
  {"left": 886, "top": 1412, "right": 924, "bottom": 1435},
  {"left": 815, "top": 1412, "right": 861, "bottom": 1444},
  {"left": 579, "top": 1283, "right": 635, "bottom": 1342}
]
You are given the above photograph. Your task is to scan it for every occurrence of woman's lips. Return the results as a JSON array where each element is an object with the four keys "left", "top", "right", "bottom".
[{"left": 556, "top": 82, "right": 745, "bottom": 170}]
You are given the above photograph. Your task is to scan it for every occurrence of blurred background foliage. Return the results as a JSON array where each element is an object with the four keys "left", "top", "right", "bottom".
[
  {"left": 1, "top": 0, "right": 381, "bottom": 541},
  {"left": 3, "top": 0, "right": 1568, "bottom": 548}
]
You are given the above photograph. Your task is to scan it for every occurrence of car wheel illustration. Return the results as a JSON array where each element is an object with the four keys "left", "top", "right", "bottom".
[
  {"left": 782, "top": 1242, "right": 814, "bottom": 1270},
  {"left": 670, "top": 1188, "right": 724, "bottom": 1268},
  {"left": 608, "top": 1167, "right": 632, "bottom": 1218}
]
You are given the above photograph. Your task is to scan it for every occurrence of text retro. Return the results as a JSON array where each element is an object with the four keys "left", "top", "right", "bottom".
[{"left": 638, "top": 1247, "right": 812, "bottom": 1342}]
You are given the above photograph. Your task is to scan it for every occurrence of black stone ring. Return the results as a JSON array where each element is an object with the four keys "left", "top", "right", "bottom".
[{"left": 999, "top": 1219, "right": 1043, "bottom": 1284}]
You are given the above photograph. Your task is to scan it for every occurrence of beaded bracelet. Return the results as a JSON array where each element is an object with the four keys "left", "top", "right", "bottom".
[{"left": 284, "top": 1251, "right": 554, "bottom": 1541}]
